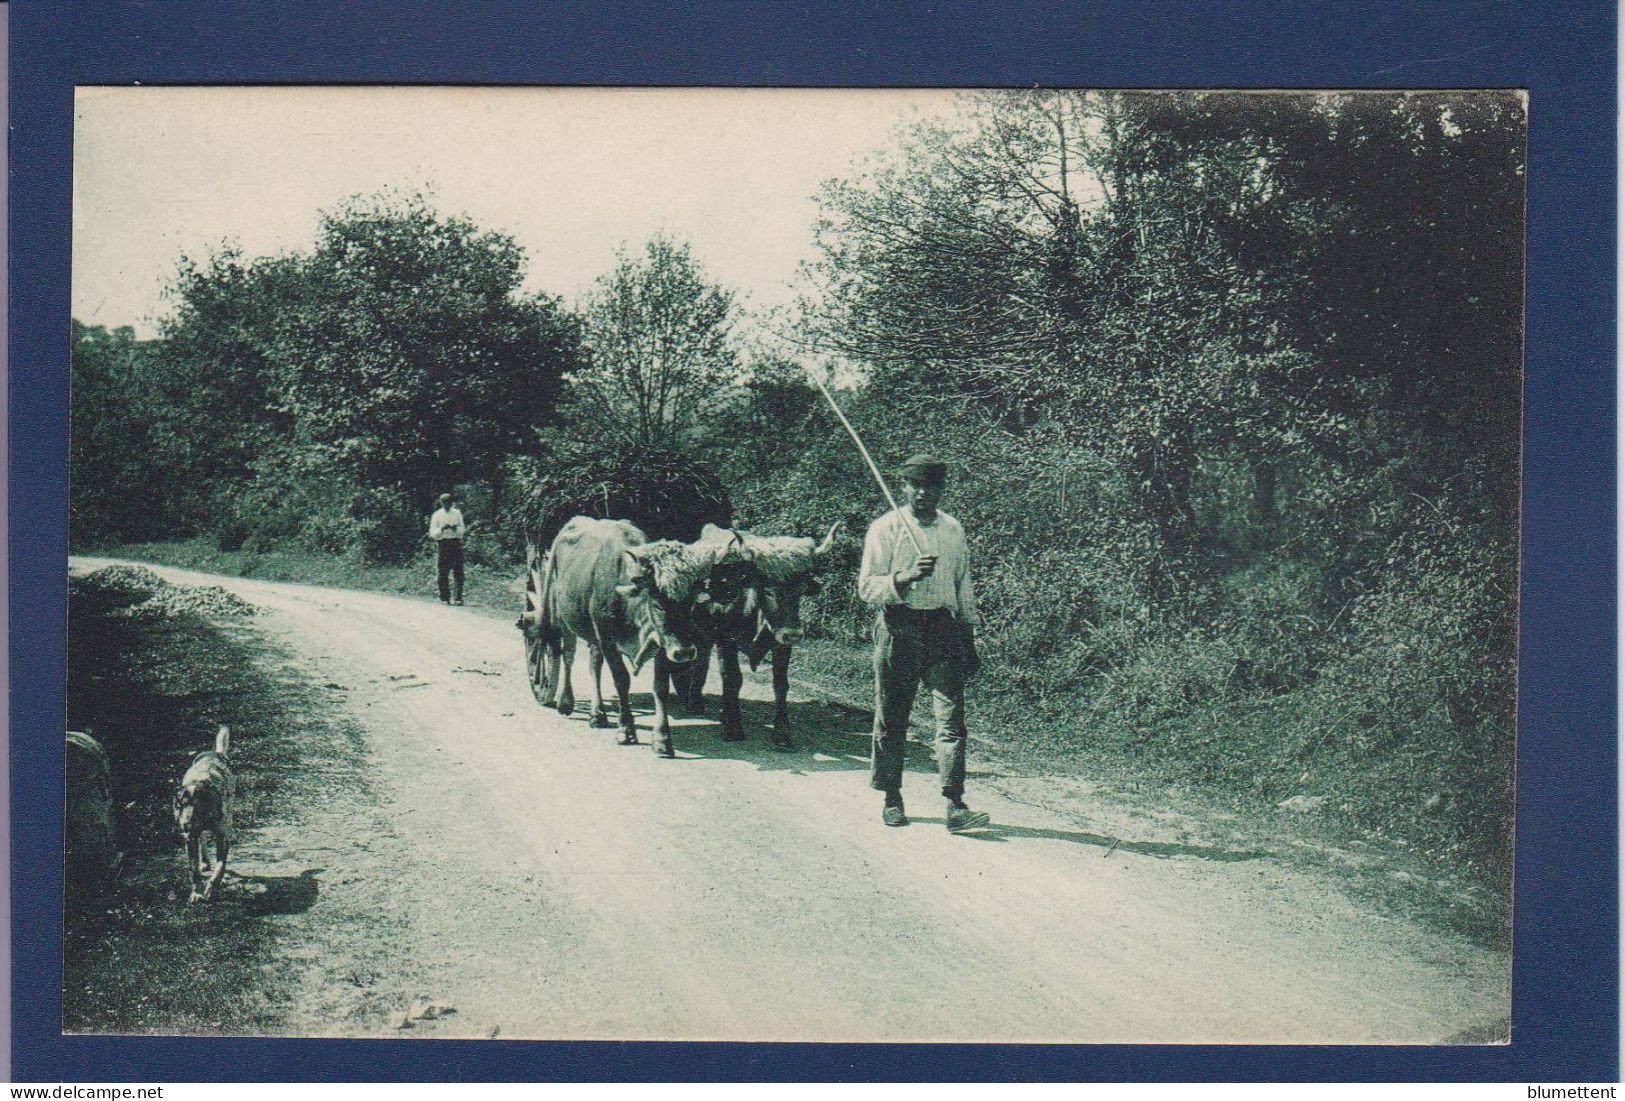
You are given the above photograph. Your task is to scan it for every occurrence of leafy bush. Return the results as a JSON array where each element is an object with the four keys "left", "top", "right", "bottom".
[
  {"left": 348, "top": 485, "right": 424, "bottom": 565},
  {"left": 206, "top": 445, "right": 424, "bottom": 564}
]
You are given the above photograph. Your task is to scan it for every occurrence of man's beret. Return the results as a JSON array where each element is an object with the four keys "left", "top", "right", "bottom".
[
  {"left": 895, "top": 453, "right": 948, "bottom": 482},
  {"left": 438, "top": 493, "right": 454, "bottom": 504}
]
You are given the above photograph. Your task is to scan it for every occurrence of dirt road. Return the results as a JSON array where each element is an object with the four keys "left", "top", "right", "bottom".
[{"left": 70, "top": 558, "right": 1509, "bottom": 1044}]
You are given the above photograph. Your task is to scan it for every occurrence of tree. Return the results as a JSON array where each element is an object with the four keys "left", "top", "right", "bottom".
[
  {"left": 146, "top": 247, "right": 305, "bottom": 530},
  {"left": 571, "top": 235, "right": 737, "bottom": 448},
  {"left": 804, "top": 93, "right": 1072, "bottom": 417},
  {"left": 69, "top": 321, "right": 168, "bottom": 543},
  {"left": 693, "top": 353, "right": 823, "bottom": 484},
  {"left": 273, "top": 190, "right": 583, "bottom": 511}
]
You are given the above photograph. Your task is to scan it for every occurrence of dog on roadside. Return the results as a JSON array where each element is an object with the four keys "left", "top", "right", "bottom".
[{"left": 172, "top": 725, "right": 236, "bottom": 903}]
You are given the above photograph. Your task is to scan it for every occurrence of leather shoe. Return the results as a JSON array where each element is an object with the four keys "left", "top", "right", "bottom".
[{"left": 946, "top": 804, "right": 990, "bottom": 833}]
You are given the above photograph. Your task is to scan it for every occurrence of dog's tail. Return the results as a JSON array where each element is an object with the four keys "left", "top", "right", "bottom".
[{"left": 215, "top": 725, "right": 231, "bottom": 756}]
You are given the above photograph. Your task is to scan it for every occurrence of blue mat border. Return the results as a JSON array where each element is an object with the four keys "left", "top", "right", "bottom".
[{"left": 11, "top": 0, "right": 1616, "bottom": 1082}]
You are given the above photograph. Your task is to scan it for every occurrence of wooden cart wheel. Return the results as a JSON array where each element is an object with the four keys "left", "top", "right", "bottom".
[{"left": 525, "top": 633, "right": 551, "bottom": 705}]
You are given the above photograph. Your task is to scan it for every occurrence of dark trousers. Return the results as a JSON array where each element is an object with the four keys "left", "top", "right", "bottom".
[
  {"left": 437, "top": 539, "right": 465, "bottom": 603},
  {"left": 869, "top": 607, "right": 968, "bottom": 801}
]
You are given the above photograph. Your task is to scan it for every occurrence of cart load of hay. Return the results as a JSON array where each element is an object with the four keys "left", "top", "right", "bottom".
[{"left": 509, "top": 441, "right": 733, "bottom": 549}]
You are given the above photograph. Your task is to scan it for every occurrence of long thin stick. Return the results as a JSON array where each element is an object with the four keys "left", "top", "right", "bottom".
[{"left": 808, "top": 373, "right": 924, "bottom": 554}]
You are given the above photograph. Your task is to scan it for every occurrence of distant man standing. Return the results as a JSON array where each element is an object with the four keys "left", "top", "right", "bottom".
[
  {"left": 429, "top": 491, "right": 466, "bottom": 606},
  {"left": 859, "top": 453, "right": 989, "bottom": 832}
]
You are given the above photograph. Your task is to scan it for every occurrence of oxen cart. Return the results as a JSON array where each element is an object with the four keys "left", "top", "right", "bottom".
[
  {"left": 512, "top": 445, "right": 841, "bottom": 752},
  {"left": 523, "top": 517, "right": 721, "bottom": 757},
  {"left": 510, "top": 444, "right": 732, "bottom": 704}
]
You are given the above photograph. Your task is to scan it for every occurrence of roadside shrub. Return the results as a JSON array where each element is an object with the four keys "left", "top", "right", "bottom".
[
  {"left": 1209, "top": 558, "right": 1328, "bottom": 693},
  {"left": 214, "top": 513, "right": 252, "bottom": 553},
  {"left": 204, "top": 444, "right": 425, "bottom": 565},
  {"left": 1315, "top": 547, "right": 1513, "bottom": 747},
  {"left": 348, "top": 485, "right": 423, "bottom": 565}
]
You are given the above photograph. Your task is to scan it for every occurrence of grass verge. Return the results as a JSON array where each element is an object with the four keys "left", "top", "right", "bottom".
[{"left": 64, "top": 567, "right": 409, "bottom": 1035}]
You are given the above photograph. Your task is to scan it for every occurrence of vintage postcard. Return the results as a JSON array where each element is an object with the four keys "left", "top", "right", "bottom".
[{"left": 65, "top": 86, "right": 1521, "bottom": 1044}]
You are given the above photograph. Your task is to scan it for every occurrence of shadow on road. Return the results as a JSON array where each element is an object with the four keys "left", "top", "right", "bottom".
[
  {"left": 554, "top": 689, "right": 970, "bottom": 780},
  {"left": 909, "top": 819, "right": 1268, "bottom": 862},
  {"left": 570, "top": 690, "right": 1033, "bottom": 781},
  {"left": 627, "top": 693, "right": 907, "bottom": 775},
  {"left": 237, "top": 868, "right": 324, "bottom": 915},
  {"left": 563, "top": 691, "right": 1268, "bottom": 864}
]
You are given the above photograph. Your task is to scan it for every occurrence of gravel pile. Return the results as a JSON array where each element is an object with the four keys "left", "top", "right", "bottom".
[
  {"left": 79, "top": 565, "right": 259, "bottom": 619},
  {"left": 116, "top": 585, "right": 259, "bottom": 620},
  {"left": 76, "top": 564, "right": 169, "bottom": 598}
]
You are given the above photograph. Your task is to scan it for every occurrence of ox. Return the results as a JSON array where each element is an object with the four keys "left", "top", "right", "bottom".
[
  {"left": 523, "top": 516, "right": 716, "bottom": 757},
  {"left": 679, "top": 522, "right": 840, "bottom": 748}
]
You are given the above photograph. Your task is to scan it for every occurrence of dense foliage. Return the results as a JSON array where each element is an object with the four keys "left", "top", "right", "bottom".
[
  {"left": 70, "top": 322, "right": 169, "bottom": 543},
  {"left": 276, "top": 194, "right": 583, "bottom": 508}
]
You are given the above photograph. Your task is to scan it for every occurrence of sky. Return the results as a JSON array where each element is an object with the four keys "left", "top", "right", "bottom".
[{"left": 72, "top": 86, "right": 963, "bottom": 339}]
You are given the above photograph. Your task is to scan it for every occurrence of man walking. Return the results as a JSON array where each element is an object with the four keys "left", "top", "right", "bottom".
[
  {"left": 429, "top": 491, "right": 466, "bottom": 606},
  {"left": 859, "top": 453, "right": 989, "bottom": 832}
]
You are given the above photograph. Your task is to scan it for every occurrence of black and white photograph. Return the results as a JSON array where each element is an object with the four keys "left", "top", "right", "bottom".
[{"left": 65, "top": 86, "right": 1522, "bottom": 1043}]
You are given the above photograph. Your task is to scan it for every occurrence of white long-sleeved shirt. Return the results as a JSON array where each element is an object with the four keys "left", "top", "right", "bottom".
[
  {"left": 428, "top": 506, "right": 465, "bottom": 541},
  {"left": 858, "top": 507, "right": 979, "bottom": 626}
]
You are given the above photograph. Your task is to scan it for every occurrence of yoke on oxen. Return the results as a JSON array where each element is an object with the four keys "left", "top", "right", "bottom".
[{"left": 677, "top": 521, "right": 841, "bottom": 747}]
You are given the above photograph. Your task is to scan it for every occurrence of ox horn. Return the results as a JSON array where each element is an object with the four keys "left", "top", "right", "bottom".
[{"left": 813, "top": 521, "right": 842, "bottom": 558}]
